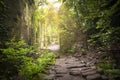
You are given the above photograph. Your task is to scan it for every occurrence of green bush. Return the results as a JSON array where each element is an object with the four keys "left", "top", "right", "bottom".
[
  {"left": 20, "top": 51, "right": 56, "bottom": 80},
  {"left": 97, "top": 57, "right": 120, "bottom": 80},
  {"left": 0, "top": 39, "right": 33, "bottom": 80},
  {"left": 0, "top": 39, "right": 56, "bottom": 80}
]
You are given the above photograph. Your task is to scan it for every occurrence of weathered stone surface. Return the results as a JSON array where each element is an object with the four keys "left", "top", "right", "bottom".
[
  {"left": 69, "top": 68, "right": 82, "bottom": 71},
  {"left": 82, "top": 71, "right": 96, "bottom": 77},
  {"left": 86, "top": 74, "right": 101, "bottom": 80},
  {"left": 80, "top": 67, "right": 91, "bottom": 70},
  {"left": 69, "top": 70, "right": 81, "bottom": 76},
  {"left": 44, "top": 74, "right": 55, "bottom": 80},
  {"left": 55, "top": 68, "right": 68, "bottom": 74},
  {"left": 67, "top": 64, "right": 86, "bottom": 69},
  {"left": 81, "top": 69, "right": 95, "bottom": 73},
  {"left": 90, "top": 66, "right": 96, "bottom": 69},
  {"left": 44, "top": 55, "right": 107, "bottom": 80},
  {"left": 86, "top": 60, "right": 96, "bottom": 66},
  {"left": 56, "top": 74, "right": 65, "bottom": 77},
  {"left": 49, "top": 69, "right": 55, "bottom": 74}
]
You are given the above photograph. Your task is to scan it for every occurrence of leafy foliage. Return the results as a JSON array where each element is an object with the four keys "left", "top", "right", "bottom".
[
  {"left": 59, "top": 4, "right": 78, "bottom": 53},
  {"left": 0, "top": 39, "right": 56, "bottom": 80},
  {"left": 61, "top": 1, "right": 120, "bottom": 79},
  {"left": 97, "top": 56, "right": 120, "bottom": 79},
  {"left": 20, "top": 51, "right": 56, "bottom": 80},
  {"left": 62, "top": 0, "right": 120, "bottom": 50}
]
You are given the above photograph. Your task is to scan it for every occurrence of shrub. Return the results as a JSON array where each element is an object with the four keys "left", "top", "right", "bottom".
[
  {"left": 97, "top": 56, "right": 120, "bottom": 80},
  {"left": 0, "top": 39, "right": 56, "bottom": 80}
]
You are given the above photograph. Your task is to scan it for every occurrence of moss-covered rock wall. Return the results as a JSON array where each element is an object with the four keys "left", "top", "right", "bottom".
[{"left": 0, "top": 0, "right": 36, "bottom": 47}]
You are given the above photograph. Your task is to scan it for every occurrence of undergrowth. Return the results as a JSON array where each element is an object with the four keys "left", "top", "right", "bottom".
[
  {"left": 0, "top": 39, "right": 56, "bottom": 80},
  {"left": 97, "top": 55, "right": 120, "bottom": 80}
]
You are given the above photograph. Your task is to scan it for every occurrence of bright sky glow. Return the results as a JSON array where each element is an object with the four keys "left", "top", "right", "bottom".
[
  {"left": 47, "top": 0, "right": 61, "bottom": 9},
  {"left": 48, "top": 0, "right": 61, "bottom": 9},
  {"left": 54, "top": 2, "right": 61, "bottom": 9},
  {"left": 47, "top": 0, "right": 58, "bottom": 3},
  {"left": 38, "top": 0, "right": 61, "bottom": 10}
]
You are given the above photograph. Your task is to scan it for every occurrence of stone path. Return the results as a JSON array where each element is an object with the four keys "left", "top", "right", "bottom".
[{"left": 43, "top": 55, "right": 108, "bottom": 80}]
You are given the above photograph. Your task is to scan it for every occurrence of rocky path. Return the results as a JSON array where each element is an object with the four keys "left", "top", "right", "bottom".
[{"left": 44, "top": 55, "right": 108, "bottom": 80}]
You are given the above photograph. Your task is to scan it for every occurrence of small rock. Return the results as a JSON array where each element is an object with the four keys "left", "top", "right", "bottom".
[
  {"left": 65, "top": 62, "right": 69, "bottom": 64},
  {"left": 74, "top": 54, "right": 81, "bottom": 57},
  {"left": 81, "top": 69, "right": 95, "bottom": 73},
  {"left": 67, "top": 64, "right": 86, "bottom": 69},
  {"left": 69, "top": 70, "right": 81, "bottom": 76},
  {"left": 80, "top": 67, "right": 91, "bottom": 70},
  {"left": 81, "top": 60, "right": 86, "bottom": 64},
  {"left": 87, "top": 57, "right": 93, "bottom": 60},
  {"left": 90, "top": 66, "right": 96, "bottom": 69},
  {"left": 82, "top": 71, "right": 96, "bottom": 77},
  {"left": 56, "top": 74, "right": 65, "bottom": 77},
  {"left": 44, "top": 74, "right": 55, "bottom": 80},
  {"left": 70, "top": 68, "right": 82, "bottom": 71},
  {"left": 55, "top": 68, "right": 68, "bottom": 74},
  {"left": 86, "top": 60, "right": 96, "bottom": 66},
  {"left": 49, "top": 69, "right": 55, "bottom": 74}
]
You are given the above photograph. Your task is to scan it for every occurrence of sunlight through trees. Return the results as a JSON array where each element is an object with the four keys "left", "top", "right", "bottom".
[
  {"left": 34, "top": 0, "right": 62, "bottom": 49},
  {"left": 0, "top": 0, "right": 120, "bottom": 80}
]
